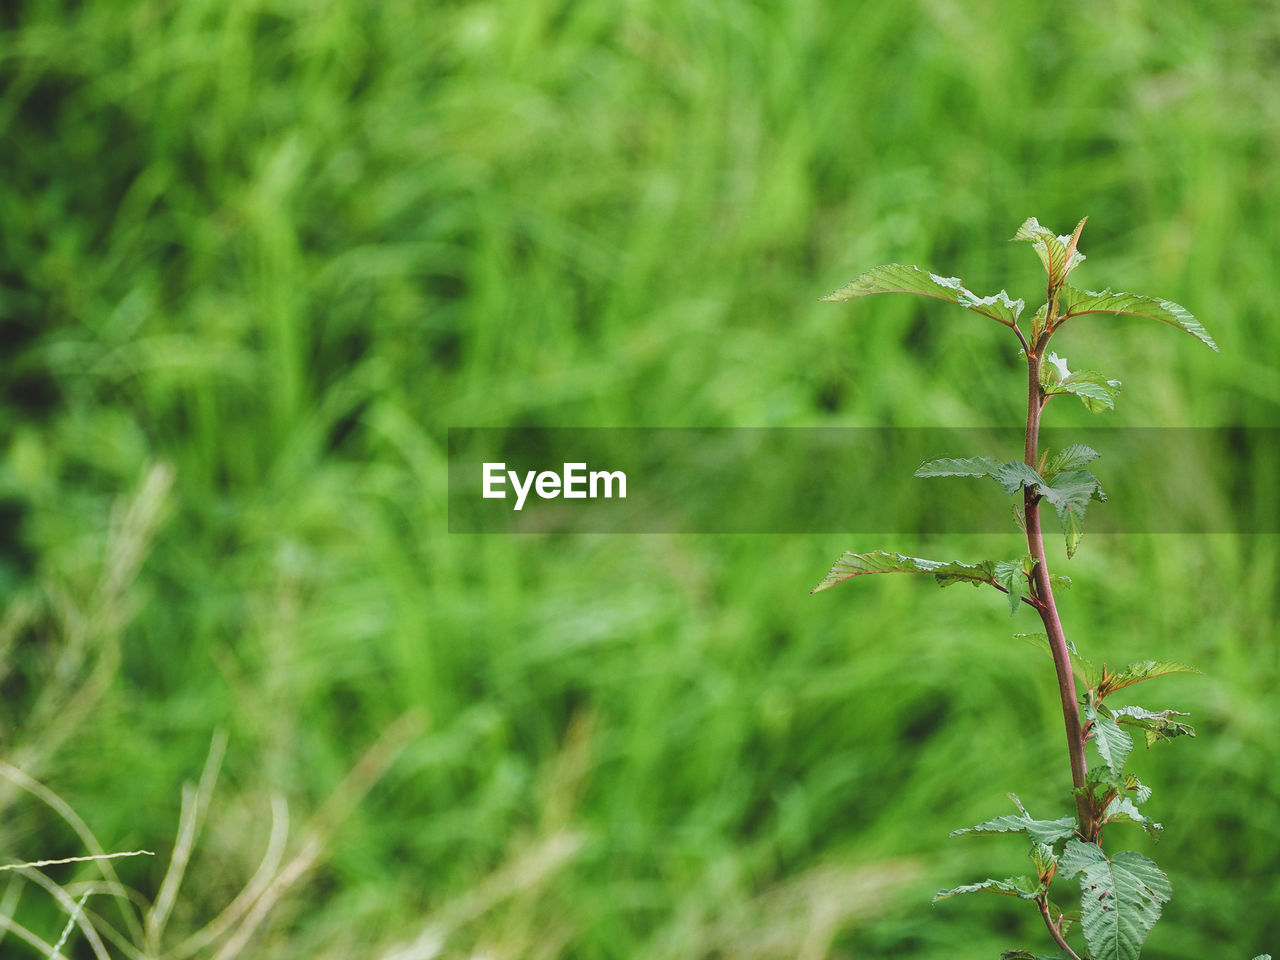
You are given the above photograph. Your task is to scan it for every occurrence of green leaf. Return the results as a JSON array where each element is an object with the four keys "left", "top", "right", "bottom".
[
  {"left": 1068, "top": 373, "right": 1123, "bottom": 413},
  {"left": 1129, "top": 778, "right": 1153, "bottom": 805},
  {"left": 1083, "top": 769, "right": 1153, "bottom": 808},
  {"left": 1112, "top": 705, "right": 1195, "bottom": 747},
  {"left": 913, "top": 455, "right": 1106, "bottom": 556},
  {"left": 1037, "top": 468, "right": 1107, "bottom": 558},
  {"left": 821, "top": 263, "right": 1025, "bottom": 327},
  {"left": 1041, "top": 354, "right": 1124, "bottom": 413},
  {"left": 1030, "top": 841, "right": 1058, "bottom": 880},
  {"left": 1057, "top": 284, "right": 1217, "bottom": 351},
  {"left": 1058, "top": 840, "right": 1172, "bottom": 960},
  {"left": 951, "top": 795, "right": 1078, "bottom": 844},
  {"left": 949, "top": 812, "right": 1077, "bottom": 844},
  {"left": 932, "top": 875, "right": 1041, "bottom": 903},
  {"left": 993, "top": 560, "right": 1027, "bottom": 616},
  {"left": 812, "top": 550, "right": 993, "bottom": 593},
  {"left": 1030, "top": 302, "right": 1049, "bottom": 342},
  {"left": 1013, "top": 632, "right": 1098, "bottom": 686},
  {"left": 1102, "top": 796, "right": 1164, "bottom": 841},
  {"left": 1251, "top": 955, "right": 1272, "bottom": 959},
  {"left": 1095, "top": 661, "right": 1200, "bottom": 700},
  {"left": 914, "top": 456, "right": 1001, "bottom": 479},
  {"left": 1041, "top": 353, "right": 1123, "bottom": 413},
  {"left": 810, "top": 551, "right": 1032, "bottom": 611},
  {"left": 1013, "top": 217, "right": 1087, "bottom": 286},
  {"left": 1043, "top": 444, "right": 1101, "bottom": 480},
  {"left": 992, "top": 461, "right": 1046, "bottom": 496},
  {"left": 1085, "top": 703, "right": 1134, "bottom": 775}
]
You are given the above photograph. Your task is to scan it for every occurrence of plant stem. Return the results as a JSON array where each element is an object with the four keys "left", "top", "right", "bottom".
[
  {"left": 1038, "top": 897, "right": 1085, "bottom": 960},
  {"left": 1023, "top": 350, "right": 1093, "bottom": 838}
]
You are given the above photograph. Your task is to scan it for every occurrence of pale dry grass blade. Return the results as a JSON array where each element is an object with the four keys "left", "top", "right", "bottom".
[
  {"left": 376, "top": 929, "right": 443, "bottom": 960},
  {"left": 3, "top": 463, "right": 174, "bottom": 807},
  {"left": 371, "top": 833, "right": 586, "bottom": 960},
  {"left": 0, "top": 592, "right": 40, "bottom": 691},
  {"left": 13, "top": 868, "right": 111, "bottom": 960},
  {"left": 373, "top": 710, "right": 596, "bottom": 960},
  {"left": 48, "top": 890, "right": 90, "bottom": 959},
  {"left": 0, "top": 914, "right": 60, "bottom": 957},
  {"left": 0, "top": 852, "right": 153, "bottom": 873},
  {"left": 642, "top": 858, "right": 921, "bottom": 960},
  {"left": 170, "top": 793, "right": 290, "bottom": 960},
  {"left": 96, "top": 462, "right": 175, "bottom": 610},
  {"left": 209, "top": 709, "right": 425, "bottom": 960},
  {"left": 0, "top": 763, "right": 147, "bottom": 945},
  {"left": 430, "top": 831, "right": 585, "bottom": 937},
  {"left": 145, "top": 730, "right": 228, "bottom": 953},
  {"left": 0, "top": 874, "right": 25, "bottom": 952},
  {"left": 535, "top": 709, "right": 595, "bottom": 832},
  {"left": 64, "top": 898, "right": 149, "bottom": 960}
]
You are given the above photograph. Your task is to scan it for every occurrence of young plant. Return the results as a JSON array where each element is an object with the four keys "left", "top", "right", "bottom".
[{"left": 815, "top": 219, "right": 1268, "bottom": 960}]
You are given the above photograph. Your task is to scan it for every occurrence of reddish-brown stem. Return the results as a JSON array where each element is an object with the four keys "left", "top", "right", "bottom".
[
  {"left": 1023, "top": 348, "right": 1094, "bottom": 839},
  {"left": 1038, "top": 897, "right": 1084, "bottom": 960}
]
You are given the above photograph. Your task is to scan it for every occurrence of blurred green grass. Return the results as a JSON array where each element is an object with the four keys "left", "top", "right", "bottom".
[{"left": 1, "top": 0, "right": 1278, "bottom": 957}]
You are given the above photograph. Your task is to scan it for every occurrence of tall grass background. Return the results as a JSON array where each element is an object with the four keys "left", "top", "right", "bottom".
[{"left": 1, "top": 0, "right": 1277, "bottom": 956}]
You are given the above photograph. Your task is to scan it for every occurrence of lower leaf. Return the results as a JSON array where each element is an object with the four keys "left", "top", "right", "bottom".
[{"left": 1058, "top": 840, "right": 1171, "bottom": 960}]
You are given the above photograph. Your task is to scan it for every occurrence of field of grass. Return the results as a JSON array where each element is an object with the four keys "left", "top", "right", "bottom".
[{"left": 1, "top": 0, "right": 1278, "bottom": 957}]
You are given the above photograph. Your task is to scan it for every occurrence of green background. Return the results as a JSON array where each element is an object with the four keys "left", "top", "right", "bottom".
[{"left": 1, "top": 1, "right": 1277, "bottom": 957}]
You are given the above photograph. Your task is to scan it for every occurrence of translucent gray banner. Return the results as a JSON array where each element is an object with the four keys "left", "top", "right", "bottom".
[{"left": 447, "top": 427, "right": 1278, "bottom": 534}]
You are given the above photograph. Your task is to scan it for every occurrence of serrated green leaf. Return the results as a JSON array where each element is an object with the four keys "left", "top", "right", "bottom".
[
  {"left": 1040, "top": 353, "right": 1122, "bottom": 412},
  {"left": 811, "top": 550, "right": 997, "bottom": 594},
  {"left": 1030, "top": 841, "right": 1058, "bottom": 879},
  {"left": 912, "top": 455, "right": 1105, "bottom": 556},
  {"left": 1113, "top": 705, "right": 1195, "bottom": 746},
  {"left": 993, "top": 560, "right": 1026, "bottom": 616},
  {"left": 1037, "top": 468, "right": 1107, "bottom": 558},
  {"left": 1095, "top": 661, "right": 1200, "bottom": 700},
  {"left": 932, "top": 875, "right": 1041, "bottom": 903},
  {"left": 951, "top": 795, "right": 1077, "bottom": 844},
  {"left": 1058, "top": 840, "right": 1171, "bottom": 960},
  {"left": 1043, "top": 444, "right": 1101, "bottom": 480},
  {"left": 1013, "top": 217, "right": 1087, "bottom": 286},
  {"left": 950, "top": 812, "right": 1078, "bottom": 844},
  {"left": 914, "top": 456, "right": 1001, "bottom": 479},
  {"left": 1086, "top": 703, "right": 1134, "bottom": 775},
  {"left": 1030, "top": 302, "right": 1049, "bottom": 342},
  {"left": 1013, "top": 632, "right": 1098, "bottom": 686},
  {"left": 821, "top": 263, "right": 1026, "bottom": 326},
  {"left": 1083, "top": 769, "right": 1152, "bottom": 807},
  {"left": 1103, "top": 796, "right": 1164, "bottom": 841},
  {"left": 991, "top": 460, "right": 1046, "bottom": 496},
  {"left": 1051, "top": 371, "right": 1124, "bottom": 412},
  {"left": 1057, "top": 284, "right": 1216, "bottom": 351}
]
